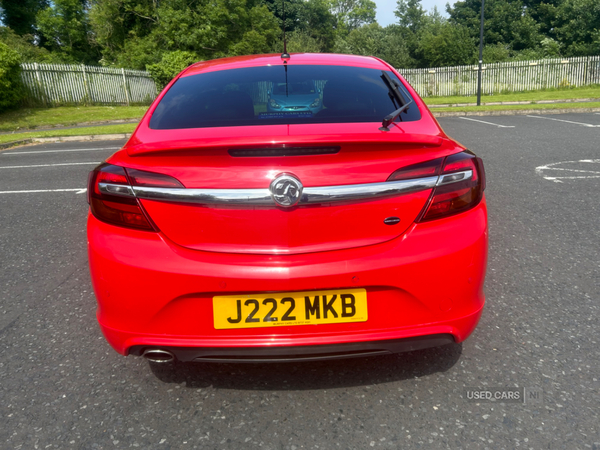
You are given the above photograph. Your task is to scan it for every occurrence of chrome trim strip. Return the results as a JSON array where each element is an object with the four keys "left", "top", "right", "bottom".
[
  {"left": 98, "top": 183, "right": 135, "bottom": 197},
  {"left": 98, "top": 170, "right": 471, "bottom": 206},
  {"left": 132, "top": 186, "right": 273, "bottom": 205},
  {"left": 300, "top": 176, "right": 438, "bottom": 204},
  {"left": 436, "top": 169, "right": 473, "bottom": 186}
]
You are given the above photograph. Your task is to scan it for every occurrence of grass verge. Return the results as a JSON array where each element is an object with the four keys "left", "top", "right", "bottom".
[
  {"left": 0, "top": 123, "right": 137, "bottom": 145},
  {"left": 0, "top": 106, "right": 146, "bottom": 132},
  {"left": 431, "top": 101, "right": 600, "bottom": 113},
  {"left": 424, "top": 85, "right": 600, "bottom": 106}
]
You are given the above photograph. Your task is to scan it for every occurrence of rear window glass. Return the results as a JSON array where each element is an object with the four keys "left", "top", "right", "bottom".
[{"left": 149, "top": 65, "right": 421, "bottom": 129}]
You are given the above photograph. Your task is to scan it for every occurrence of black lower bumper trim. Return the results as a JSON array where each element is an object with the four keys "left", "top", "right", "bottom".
[{"left": 129, "top": 334, "right": 455, "bottom": 363}]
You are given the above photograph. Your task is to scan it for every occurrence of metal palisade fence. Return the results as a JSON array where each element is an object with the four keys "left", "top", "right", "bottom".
[
  {"left": 20, "top": 63, "right": 158, "bottom": 106},
  {"left": 398, "top": 56, "right": 600, "bottom": 98}
]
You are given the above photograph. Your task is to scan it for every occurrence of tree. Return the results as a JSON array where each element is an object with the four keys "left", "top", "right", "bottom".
[
  {"left": 271, "top": 29, "right": 324, "bottom": 53},
  {"left": 36, "top": 0, "right": 100, "bottom": 64},
  {"left": 553, "top": 0, "right": 600, "bottom": 56},
  {"left": 416, "top": 22, "right": 475, "bottom": 67},
  {"left": 392, "top": 0, "right": 473, "bottom": 68},
  {"left": 89, "top": 0, "right": 281, "bottom": 69},
  {"left": 448, "top": 0, "right": 542, "bottom": 51},
  {"left": 88, "top": 0, "right": 159, "bottom": 66},
  {"left": 522, "top": 0, "right": 563, "bottom": 37},
  {"left": 262, "top": 0, "right": 305, "bottom": 35},
  {"left": 394, "top": 0, "right": 426, "bottom": 32},
  {"left": 482, "top": 43, "right": 510, "bottom": 63},
  {"left": 333, "top": 23, "right": 416, "bottom": 69},
  {"left": 0, "top": 26, "right": 65, "bottom": 62},
  {"left": 146, "top": 50, "right": 198, "bottom": 89},
  {"left": 0, "top": 41, "right": 23, "bottom": 112},
  {"left": 0, "top": 0, "right": 49, "bottom": 37},
  {"left": 328, "top": 0, "right": 376, "bottom": 34},
  {"left": 154, "top": 0, "right": 279, "bottom": 57},
  {"left": 299, "top": 0, "right": 337, "bottom": 51}
]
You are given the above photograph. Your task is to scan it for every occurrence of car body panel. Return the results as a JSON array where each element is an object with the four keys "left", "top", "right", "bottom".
[
  {"left": 87, "top": 52, "right": 488, "bottom": 359},
  {"left": 88, "top": 198, "right": 487, "bottom": 355},
  {"left": 107, "top": 137, "right": 465, "bottom": 254}
]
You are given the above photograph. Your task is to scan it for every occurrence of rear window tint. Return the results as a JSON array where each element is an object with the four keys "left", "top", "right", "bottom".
[{"left": 149, "top": 65, "right": 421, "bottom": 129}]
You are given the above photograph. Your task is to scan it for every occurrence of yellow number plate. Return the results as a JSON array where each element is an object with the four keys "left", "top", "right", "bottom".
[{"left": 213, "top": 288, "right": 367, "bottom": 330}]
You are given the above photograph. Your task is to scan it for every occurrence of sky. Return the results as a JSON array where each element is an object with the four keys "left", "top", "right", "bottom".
[{"left": 375, "top": 0, "right": 457, "bottom": 27}]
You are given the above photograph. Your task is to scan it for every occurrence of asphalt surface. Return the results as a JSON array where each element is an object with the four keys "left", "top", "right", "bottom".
[{"left": 1, "top": 113, "right": 599, "bottom": 449}]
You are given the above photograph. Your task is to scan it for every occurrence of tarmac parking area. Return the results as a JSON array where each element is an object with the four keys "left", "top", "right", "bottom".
[{"left": 1, "top": 113, "right": 599, "bottom": 449}]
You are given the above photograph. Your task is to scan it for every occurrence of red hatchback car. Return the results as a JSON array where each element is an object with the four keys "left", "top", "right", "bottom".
[{"left": 87, "top": 53, "right": 487, "bottom": 363}]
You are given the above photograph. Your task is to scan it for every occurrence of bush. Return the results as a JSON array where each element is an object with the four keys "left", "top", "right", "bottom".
[
  {"left": 483, "top": 44, "right": 511, "bottom": 63},
  {"left": 146, "top": 51, "right": 199, "bottom": 91},
  {"left": 0, "top": 27, "right": 64, "bottom": 63},
  {"left": 0, "top": 41, "right": 23, "bottom": 112}
]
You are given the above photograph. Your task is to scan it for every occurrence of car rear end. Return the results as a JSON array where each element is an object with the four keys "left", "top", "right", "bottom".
[{"left": 87, "top": 54, "right": 487, "bottom": 363}]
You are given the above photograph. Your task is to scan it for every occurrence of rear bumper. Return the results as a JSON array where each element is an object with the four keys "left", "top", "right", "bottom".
[
  {"left": 129, "top": 334, "right": 456, "bottom": 363},
  {"left": 88, "top": 197, "right": 488, "bottom": 356}
]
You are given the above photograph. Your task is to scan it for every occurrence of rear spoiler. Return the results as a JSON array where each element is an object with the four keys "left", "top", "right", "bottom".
[{"left": 125, "top": 133, "right": 443, "bottom": 156}]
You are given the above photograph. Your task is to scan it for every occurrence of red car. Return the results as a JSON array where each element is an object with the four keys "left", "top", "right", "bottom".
[{"left": 87, "top": 53, "right": 487, "bottom": 363}]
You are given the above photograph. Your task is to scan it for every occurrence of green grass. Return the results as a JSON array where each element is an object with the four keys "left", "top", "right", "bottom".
[
  {"left": 424, "top": 85, "right": 600, "bottom": 106},
  {"left": 431, "top": 101, "right": 600, "bottom": 113},
  {"left": 0, "top": 123, "right": 137, "bottom": 145},
  {"left": 0, "top": 106, "right": 147, "bottom": 132}
]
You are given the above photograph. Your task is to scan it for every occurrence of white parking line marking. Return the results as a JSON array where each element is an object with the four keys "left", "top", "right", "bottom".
[
  {"left": 2, "top": 147, "right": 119, "bottom": 155},
  {"left": 542, "top": 167, "right": 600, "bottom": 174},
  {"left": 0, "top": 188, "right": 86, "bottom": 194},
  {"left": 536, "top": 159, "right": 600, "bottom": 183},
  {"left": 0, "top": 162, "right": 98, "bottom": 169},
  {"left": 526, "top": 115, "right": 600, "bottom": 127},
  {"left": 458, "top": 117, "right": 515, "bottom": 128}
]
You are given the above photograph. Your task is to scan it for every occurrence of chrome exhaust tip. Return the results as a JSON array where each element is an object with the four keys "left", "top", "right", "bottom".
[{"left": 142, "top": 349, "right": 175, "bottom": 363}]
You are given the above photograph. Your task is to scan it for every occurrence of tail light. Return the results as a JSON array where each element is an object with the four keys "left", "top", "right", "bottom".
[
  {"left": 87, "top": 163, "right": 184, "bottom": 231},
  {"left": 418, "top": 152, "right": 485, "bottom": 222},
  {"left": 387, "top": 151, "right": 485, "bottom": 222},
  {"left": 387, "top": 157, "right": 444, "bottom": 181}
]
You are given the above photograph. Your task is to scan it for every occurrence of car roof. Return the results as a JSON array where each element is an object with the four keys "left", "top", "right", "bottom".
[{"left": 181, "top": 53, "right": 391, "bottom": 78}]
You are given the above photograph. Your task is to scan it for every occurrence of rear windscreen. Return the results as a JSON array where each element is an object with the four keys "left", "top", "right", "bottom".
[{"left": 149, "top": 65, "right": 421, "bottom": 129}]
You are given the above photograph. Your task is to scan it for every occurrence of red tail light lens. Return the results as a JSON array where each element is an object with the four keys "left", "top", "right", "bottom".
[
  {"left": 89, "top": 163, "right": 154, "bottom": 231},
  {"left": 418, "top": 151, "right": 485, "bottom": 222},
  {"left": 88, "top": 164, "right": 182, "bottom": 231},
  {"left": 387, "top": 158, "right": 444, "bottom": 181},
  {"left": 126, "top": 168, "right": 184, "bottom": 188}
]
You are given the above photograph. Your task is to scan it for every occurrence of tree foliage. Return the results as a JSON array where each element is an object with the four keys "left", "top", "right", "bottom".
[
  {"left": 416, "top": 23, "right": 475, "bottom": 67},
  {"left": 445, "top": 0, "right": 599, "bottom": 59},
  {"left": 0, "top": 0, "right": 49, "bottom": 36},
  {"left": 0, "top": 41, "right": 23, "bottom": 112},
  {"left": 328, "top": 0, "right": 376, "bottom": 34},
  {"left": 553, "top": 0, "right": 600, "bottom": 56},
  {"left": 334, "top": 23, "right": 415, "bottom": 68},
  {"left": 36, "top": 0, "right": 100, "bottom": 64},
  {"left": 0, "top": 27, "right": 65, "bottom": 62},
  {"left": 146, "top": 50, "right": 198, "bottom": 90},
  {"left": 0, "top": 0, "right": 599, "bottom": 73},
  {"left": 89, "top": 0, "right": 280, "bottom": 69}
]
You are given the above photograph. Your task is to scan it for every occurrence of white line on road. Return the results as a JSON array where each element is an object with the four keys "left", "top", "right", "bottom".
[
  {"left": 2, "top": 147, "right": 119, "bottom": 155},
  {"left": 542, "top": 175, "right": 600, "bottom": 182},
  {"left": 526, "top": 115, "right": 600, "bottom": 127},
  {"left": 458, "top": 117, "right": 515, "bottom": 128},
  {"left": 536, "top": 159, "right": 600, "bottom": 183},
  {"left": 0, "top": 162, "right": 98, "bottom": 169},
  {"left": 541, "top": 167, "right": 600, "bottom": 174},
  {"left": 0, "top": 188, "right": 87, "bottom": 194}
]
